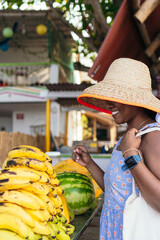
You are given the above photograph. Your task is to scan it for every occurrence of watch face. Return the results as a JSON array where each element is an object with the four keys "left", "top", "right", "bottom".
[{"left": 125, "top": 156, "right": 137, "bottom": 169}]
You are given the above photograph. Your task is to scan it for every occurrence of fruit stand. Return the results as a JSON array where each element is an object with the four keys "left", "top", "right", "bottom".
[{"left": 0, "top": 146, "right": 105, "bottom": 239}]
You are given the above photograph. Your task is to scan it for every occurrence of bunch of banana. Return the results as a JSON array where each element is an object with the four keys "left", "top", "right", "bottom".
[{"left": 0, "top": 144, "right": 75, "bottom": 239}]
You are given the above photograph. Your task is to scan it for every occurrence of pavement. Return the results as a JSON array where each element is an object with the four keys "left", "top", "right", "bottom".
[{"left": 78, "top": 207, "right": 102, "bottom": 240}]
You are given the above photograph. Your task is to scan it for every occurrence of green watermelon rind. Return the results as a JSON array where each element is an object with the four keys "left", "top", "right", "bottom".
[
  {"left": 57, "top": 172, "right": 94, "bottom": 188},
  {"left": 64, "top": 188, "right": 95, "bottom": 215},
  {"left": 57, "top": 172, "right": 95, "bottom": 215}
]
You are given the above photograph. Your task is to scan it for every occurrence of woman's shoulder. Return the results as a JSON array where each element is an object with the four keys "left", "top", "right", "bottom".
[{"left": 140, "top": 122, "right": 160, "bottom": 150}]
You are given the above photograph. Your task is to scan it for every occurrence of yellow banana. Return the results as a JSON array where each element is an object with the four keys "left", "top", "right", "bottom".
[
  {"left": 47, "top": 222, "right": 56, "bottom": 239},
  {"left": 50, "top": 178, "right": 60, "bottom": 186},
  {"left": 0, "top": 168, "right": 40, "bottom": 181},
  {"left": 18, "top": 190, "right": 48, "bottom": 210},
  {"left": 34, "top": 233, "right": 42, "bottom": 240},
  {"left": 0, "top": 230, "right": 24, "bottom": 240},
  {"left": 45, "top": 160, "right": 54, "bottom": 175},
  {"left": 64, "top": 223, "right": 75, "bottom": 235},
  {"left": 52, "top": 215, "right": 58, "bottom": 224},
  {"left": 0, "top": 213, "right": 35, "bottom": 239},
  {"left": 57, "top": 221, "right": 67, "bottom": 232},
  {"left": 56, "top": 213, "right": 67, "bottom": 224},
  {"left": 0, "top": 202, "right": 35, "bottom": 228},
  {"left": 48, "top": 221, "right": 70, "bottom": 240},
  {"left": 39, "top": 195, "right": 57, "bottom": 215},
  {"left": 32, "top": 220, "right": 51, "bottom": 235},
  {"left": 8, "top": 146, "right": 49, "bottom": 162},
  {"left": 6, "top": 166, "right": 51, "bottom": 183},
  {"left": 25, "top": 209, "right": 51, "bottom": 222},
  {"left": 2, "top": 157, "right": 48, "bottom": 172},
  {"left": 49, "top": 195, "right": 63, "bottom": 209},
  {"left": 0, "top": 177, "right": 32, "bottom": 191},
  {"left": 0, "top": 190, "right": 41, "bottom": 210},
  {"left": 19, "top": 145, "right": 52, "bottom": 162},
  {"left": 48, "top": 185, "right": 64, "bottom": 197},
  {"left": 23, "top": 182, "right": 50, "bottom": 195},
  {"left": 50, "top": 171, "right": 57, "bottom": 179},
  {"left": 42, "top": 235, "right": 49, "bottom": 240}
]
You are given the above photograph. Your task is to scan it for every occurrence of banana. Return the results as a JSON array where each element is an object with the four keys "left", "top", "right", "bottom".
[
  {"left": 48, "top": 185, "right": 64, "bottom": 197},
  {"left": 0, "top": 177, "right": 32, "bottom": 191},
  {"left": 34, "top": 233, "right": 43, "bottom": 240},
  {"left": 6, "top": 166, "right": 51, "bottom": 183},
  {"left": 50, "top": 171, "right": 57, "bottom": 179},
  {"left": 25, "top": 208, "right": 51, "bottom": 222},
  {"left": 39, "top": 195, "right": 57, "bottom": 215},
  {"left": 8, "top": 145, "right": 49, "bottom": 162},
  {"left": 18, "top": 190, "right": 48, "bottom": 210},
  {"left": 57, "top": 221, "right": 67, "bottom": 232},
  {"left": 56, "top": 213, "right": 67, "bottom": 224},
  {"left": 0, "top": 230, "right": 24, "bottom": 240},
  {"left": 3, "top": 157, "right": 48, "bottom": 172},
  {"left": 64, "top": 223, "right": 75, "bottom": 235},
  {"left": 0, "top": 168, "right": 40, "bottom": 181},
  {"left": 42, "top": 235, "right": 49, "bottom": 240},
  {"left": 47, "top": 222, "right": 56, "bottom": 239},
  {"left": 0, "top": 202, "right": 35, "bottom": 228},
  {"left": 49, "top": 195, "right": 63, "bottom": 210},
  {"left": 19, "top": 145, "right": 52, "bottom": 161},
  {"left": 52, "top": 215, "right": 58, "bottom": 224},
  {"left": 0, "top": 213, "right": 35, "bottom": 239},
  {"left": 0, "top": 190, "right": 41, "bottom": 209},
  {"left": 45, "top": 160, "right": 54, "bottom": 175},
  {"left": 50, "top": 178, "right": 60, "bottom": 186},
  {"left": 23, "top": 182, "right": 50, "bottom": 195},
  {"left": 48, "top": 221, "right": 70, "bottom": 240},
  {"left": 32, "top": 220, "right": 51, "bottom": 235}
]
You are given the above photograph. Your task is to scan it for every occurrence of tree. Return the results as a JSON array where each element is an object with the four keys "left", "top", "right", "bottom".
[{"left": 1, "top": 0, "right": 122, "bottom": 61}]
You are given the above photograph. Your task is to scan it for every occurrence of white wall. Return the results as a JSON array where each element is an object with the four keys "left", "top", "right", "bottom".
[{"left": 12, "top": 103, "right": 46, "bottom": 135}]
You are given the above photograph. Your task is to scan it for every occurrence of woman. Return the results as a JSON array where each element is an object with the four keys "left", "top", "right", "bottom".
[{"left": 72, "top": 58, "right": 160, "bottom": 240}]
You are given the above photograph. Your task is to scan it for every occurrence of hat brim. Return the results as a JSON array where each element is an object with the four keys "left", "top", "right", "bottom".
[{"left": 77, "top": 83, "right": 160, "bottom": 114}]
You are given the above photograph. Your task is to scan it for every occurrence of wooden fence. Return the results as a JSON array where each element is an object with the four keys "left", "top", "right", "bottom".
[{"left": 0, "top": 131, "right": 46, "bottom": 168}]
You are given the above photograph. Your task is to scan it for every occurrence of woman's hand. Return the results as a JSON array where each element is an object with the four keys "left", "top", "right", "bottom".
[
  {"left": 120, "top": 128, "right": 142, "bottom": 157},
  {"left": 72, "top": 145, "right": 93, "bottom": 168}
]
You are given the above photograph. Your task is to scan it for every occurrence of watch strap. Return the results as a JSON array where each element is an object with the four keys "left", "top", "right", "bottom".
[{"left": 121, "top": 154, "right": 141, "bottom": 171}]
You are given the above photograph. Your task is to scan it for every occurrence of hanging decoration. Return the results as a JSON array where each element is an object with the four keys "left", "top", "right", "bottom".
[
  {"left": 1, "top": 43, "right": 9, "bottom": 51},
  {"left": 36, "top": 24, "right": 47, "bottom": 35},
  {"left": 0, "top": 22, "right": 18, "bottom": 52},
  {"left": 2, "top": 27, "right": 13, "bottom": 38}
]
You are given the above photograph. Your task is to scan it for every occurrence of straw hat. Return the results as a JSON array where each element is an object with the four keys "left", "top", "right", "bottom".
[{"left": 78, "top": 58, "right": 160, "bottom": 114}]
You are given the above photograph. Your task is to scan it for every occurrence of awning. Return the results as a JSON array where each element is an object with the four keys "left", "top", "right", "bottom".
[{"left": 88, "top": 0, "right": 160, "bottom": 84}]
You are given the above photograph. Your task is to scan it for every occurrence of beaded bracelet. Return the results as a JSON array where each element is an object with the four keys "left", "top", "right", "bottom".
[{"left": 122, "top": 148, "right": 140, "bottom": 158}]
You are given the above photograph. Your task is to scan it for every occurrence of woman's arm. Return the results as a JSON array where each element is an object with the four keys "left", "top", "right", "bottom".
[{"left": 72, "top": 145, "right": 105, "bottom": 191}]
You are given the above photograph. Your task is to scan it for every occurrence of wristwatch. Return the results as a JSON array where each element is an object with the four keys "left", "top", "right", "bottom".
[{"left": 121, "top": 154, "right": 141, "bottom": 171}]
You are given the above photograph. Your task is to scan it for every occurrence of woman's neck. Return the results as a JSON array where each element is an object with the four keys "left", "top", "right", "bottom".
[{"left": 127, "top": 116, "right": 155, "bottom": 130}]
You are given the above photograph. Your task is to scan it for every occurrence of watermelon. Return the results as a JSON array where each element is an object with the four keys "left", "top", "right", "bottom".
[{"left": 57, "top": 172, "right": 95, "bottom": 215}]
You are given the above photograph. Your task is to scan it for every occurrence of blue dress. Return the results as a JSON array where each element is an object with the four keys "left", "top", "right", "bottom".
[{"left": 99, "top": 122, "right": 160, "bottom": 240}]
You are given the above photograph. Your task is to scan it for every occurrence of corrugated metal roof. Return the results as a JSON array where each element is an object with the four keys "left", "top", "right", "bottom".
[{"left": 36, "top": 82, "right": 93, "bottom": 91}]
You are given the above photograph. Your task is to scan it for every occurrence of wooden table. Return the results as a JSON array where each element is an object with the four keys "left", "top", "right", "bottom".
[{"left": 71, "top": 196, "right": 103, "bottom": 240}]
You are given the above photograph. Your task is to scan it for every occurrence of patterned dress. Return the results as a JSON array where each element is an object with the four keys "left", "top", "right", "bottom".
[{"left": 99, "top": 122, "right": 160, "bottom": 240}]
